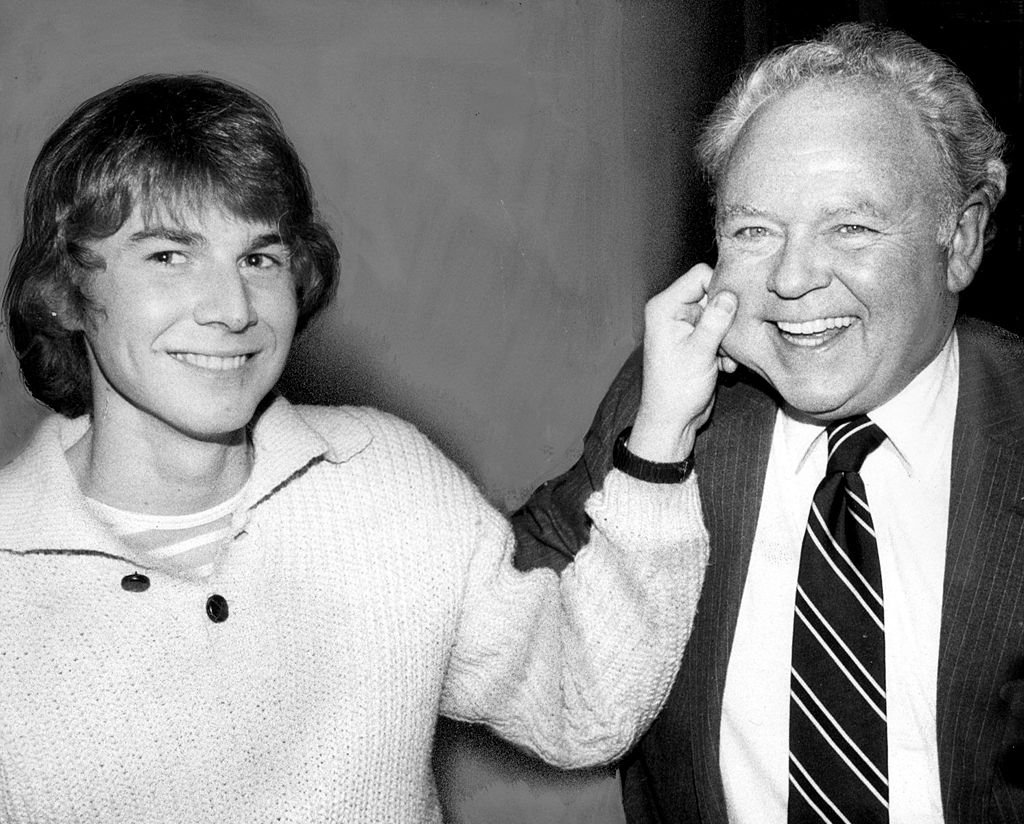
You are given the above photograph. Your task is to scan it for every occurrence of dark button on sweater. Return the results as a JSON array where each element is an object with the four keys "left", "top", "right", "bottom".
[
  {"left": 206, "top": 594, "right": 229, "bottom": 623},
  {"left": 121, "top": 573, "right": 150, "bottom": 593}
]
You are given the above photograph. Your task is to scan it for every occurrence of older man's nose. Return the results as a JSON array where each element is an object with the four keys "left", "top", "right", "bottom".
[{"left": 766, "top": 238, "right": 831, "bottom": 299}]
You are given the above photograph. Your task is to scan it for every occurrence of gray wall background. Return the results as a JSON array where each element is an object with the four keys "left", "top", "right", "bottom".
[
  {"left": 0, "top": 0, "right": 735, "bottom": 509},
  {"left": 0, "top": 1, "right": 738, "bottom": 820}
]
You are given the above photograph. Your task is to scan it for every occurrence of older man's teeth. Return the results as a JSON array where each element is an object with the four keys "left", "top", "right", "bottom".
[
  {"left": 776, "top": 317, "right": 854, "bottom": 335},
  {"left": 171, "top": 353, "right": 249, "bottom": 370}
]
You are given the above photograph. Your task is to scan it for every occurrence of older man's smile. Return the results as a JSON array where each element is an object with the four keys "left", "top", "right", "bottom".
[{"left": 774, "top": 315, "right": 857, "bottom": 346}]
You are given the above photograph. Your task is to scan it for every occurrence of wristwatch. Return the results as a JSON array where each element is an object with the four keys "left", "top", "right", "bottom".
[{"left": 612, "top": 426, "right": 694, "bottom": 484}]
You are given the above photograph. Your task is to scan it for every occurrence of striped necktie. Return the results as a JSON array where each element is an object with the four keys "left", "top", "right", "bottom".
[{"left": 789, "top": 416, "right": 888, "bottom": 823}]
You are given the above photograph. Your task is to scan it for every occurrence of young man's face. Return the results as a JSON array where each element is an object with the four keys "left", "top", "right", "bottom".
[{"left": 79, "top": 203, "right": 298, "bottom": 442}]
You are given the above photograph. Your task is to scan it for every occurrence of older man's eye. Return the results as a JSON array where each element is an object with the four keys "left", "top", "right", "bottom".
[
  {"left": 836, "top": 224, "right": 874, "bottom": 235},
  {"left": 734, "top": 226, "right": 769, "bottom": 239}
]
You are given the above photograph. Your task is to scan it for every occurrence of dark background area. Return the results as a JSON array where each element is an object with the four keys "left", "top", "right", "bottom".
[{"left": 741, "top": 0, "right": 1022, "bottom": 334}]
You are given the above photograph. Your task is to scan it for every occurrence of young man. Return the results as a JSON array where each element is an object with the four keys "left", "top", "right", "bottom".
[{"left": 0, "top": 74, "right": 722, "bottom": 822}]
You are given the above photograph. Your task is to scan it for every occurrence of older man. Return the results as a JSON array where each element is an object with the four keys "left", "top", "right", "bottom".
[{"left": 514, "top": 23, "right": 1018, "bottom": 824}]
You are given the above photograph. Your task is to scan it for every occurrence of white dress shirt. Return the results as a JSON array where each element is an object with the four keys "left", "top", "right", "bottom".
[{"left": 720, "top": 332, "right": 959, "bottom": 823}]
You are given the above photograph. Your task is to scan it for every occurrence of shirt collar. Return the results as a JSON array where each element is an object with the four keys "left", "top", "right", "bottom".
[{"left": 781, "top": 330, "right": 960, "bottom": 479}]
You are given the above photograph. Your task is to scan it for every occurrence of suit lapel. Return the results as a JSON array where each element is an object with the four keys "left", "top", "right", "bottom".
[
  {"left": 939, "top": 320, "right": 1024, "bottom": 822},
  {"left": 689, "top": 376, "right": 778, "bottom": 821}
]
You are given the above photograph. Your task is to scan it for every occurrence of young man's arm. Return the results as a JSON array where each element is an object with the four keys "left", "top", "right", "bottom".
[
  {"left": 511, "top": 348, "right": 643, "bottom": 573},
  {"left": 513, "top": 264, "right": 737, "bottom": 573}
]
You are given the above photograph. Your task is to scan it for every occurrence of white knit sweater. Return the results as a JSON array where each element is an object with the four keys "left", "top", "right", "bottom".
[{"left": 0, "top": 397, "right": 708, "bottom": 823}]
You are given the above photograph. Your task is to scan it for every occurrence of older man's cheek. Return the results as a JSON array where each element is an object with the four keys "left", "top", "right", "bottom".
[{"left": 707, "top": 265, "right": 760, "bottom": 371}]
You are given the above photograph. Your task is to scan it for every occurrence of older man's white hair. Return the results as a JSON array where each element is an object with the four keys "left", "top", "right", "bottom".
[{"left": 697, "top": 22, "right": 1008, "bottom": 244}]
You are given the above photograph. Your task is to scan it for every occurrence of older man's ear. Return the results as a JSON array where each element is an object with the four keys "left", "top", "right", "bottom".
[
  {"left": 946, "top": 195, "right": 993, "bottom": 294},
  {"left": 947, "top": 157, "right": 1007, "bottom": 294}
]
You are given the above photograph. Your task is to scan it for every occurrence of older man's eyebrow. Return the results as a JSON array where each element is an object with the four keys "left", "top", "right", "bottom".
[
  {"left": 717, "top": 204, "right": 771, "bottom": 219},
  {"left": 715, "top": 204, "right": 775, "bottom": 228},
  {"left": 821, "top": 201, "right": 888, "bottom": 220}
]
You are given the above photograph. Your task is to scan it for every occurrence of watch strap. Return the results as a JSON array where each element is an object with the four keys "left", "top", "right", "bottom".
[{"left": 612, "top": 426, "right": 694, "bottom": 484}]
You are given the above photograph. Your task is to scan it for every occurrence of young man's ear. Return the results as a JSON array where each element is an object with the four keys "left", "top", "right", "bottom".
[
  {"left": 945, "top": 193, "right": 991, "bottom": 295},
  {"left": 47, "top": 277, "right": 88, "bottom": 332}
]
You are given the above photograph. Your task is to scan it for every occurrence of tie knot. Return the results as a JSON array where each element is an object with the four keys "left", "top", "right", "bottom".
[{"left": 825, "top": 416, "right": 886, "bottom": 474}]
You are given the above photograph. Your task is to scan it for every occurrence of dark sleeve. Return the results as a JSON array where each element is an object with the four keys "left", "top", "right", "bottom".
[{"left": 511, "top": 348, "right": 645, "bottom": 573}]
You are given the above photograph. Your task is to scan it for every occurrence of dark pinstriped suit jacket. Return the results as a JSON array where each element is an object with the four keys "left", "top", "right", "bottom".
[{"left": 513, "top": 317, "right": 1024, "bottom": 823}]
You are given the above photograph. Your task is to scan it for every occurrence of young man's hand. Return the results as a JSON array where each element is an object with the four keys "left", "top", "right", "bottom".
[{"left": 627, "top": 263, "right": 738, "bottom": 463}]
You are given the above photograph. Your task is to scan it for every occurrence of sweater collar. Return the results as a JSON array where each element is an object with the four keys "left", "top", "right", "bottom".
[
  {"left": 235, "top": 396, "right": 371, "bottom": 518},
  {"left": 0, "top": 396, "right": 371, "bottom": 558}
]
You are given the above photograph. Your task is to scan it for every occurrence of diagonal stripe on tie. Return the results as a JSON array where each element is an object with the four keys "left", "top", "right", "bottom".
[
  {"left": 789, "top": 415, "right": 889, "bottom": 823},
  {"left": 790, "top": 754, "right": 878, "bottom": 824},
  {"left": 804, "top": 511, "right": 884, "bottom": 625},
  {"left": 791, "top": 671, "right": 888, "bottom": 790},
  {"left": 795, "top": 593, "right": 886, "bottom": 708},
  {"left": 845, "top": 487, "right": 871, "bottom": 518},
  {"left": 791, "top": 689, "right": 888, "bottom": 805},
  {"left": 847, "top": 507, "right": 876, "bottom": 541}
]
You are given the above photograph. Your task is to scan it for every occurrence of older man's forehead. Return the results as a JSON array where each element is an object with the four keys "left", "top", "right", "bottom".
[
  {"left": 719, "top": 85, "right": 944, "bottom": 204},
  {"left": 777, "top": 86, "right": 931, "bottom": 163}
]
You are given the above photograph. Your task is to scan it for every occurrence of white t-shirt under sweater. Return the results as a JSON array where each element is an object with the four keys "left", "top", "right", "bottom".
[
  {"left": 0, "top": 396, "right": 709, "bottom": 824},
  {"left": 721, "top": 332, "right": 957, "bottom": 823},
  {"left": 86, "top": 483, "right": 247, "bottom": 579}
]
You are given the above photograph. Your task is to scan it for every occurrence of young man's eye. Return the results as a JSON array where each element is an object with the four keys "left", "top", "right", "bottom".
[
  {"left": 836, "top": 224, "right": 874, "bottom": 235},
  {"left": 148, "top": 250, "right": 187, "bottom": 265},
  {"left": 241, "top": 253, "right": 283, "bottom": 269}
]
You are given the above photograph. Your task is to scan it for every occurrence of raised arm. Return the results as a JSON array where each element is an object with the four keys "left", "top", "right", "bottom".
[
  {"left": 513, "top": 263, "right": 737, "bottom": 573},
  {"left": 438, "top": 265, "right": 738, "bottom": 768}
]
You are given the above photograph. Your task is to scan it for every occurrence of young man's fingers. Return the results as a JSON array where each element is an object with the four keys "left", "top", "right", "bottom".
[
  {"left": 718, "top": 354, "right": 739, "bottom": 373},
  {"left": 646, "top": 263, "right": 714, "bottom": 320},
  {"left": 687, "top": 291, "right": 737, "bottom": 359}
]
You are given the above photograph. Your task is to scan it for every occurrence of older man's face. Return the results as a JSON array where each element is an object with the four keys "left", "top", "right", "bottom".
[{"left": 709, "top": 81, "right": 966, "bottom": 421}]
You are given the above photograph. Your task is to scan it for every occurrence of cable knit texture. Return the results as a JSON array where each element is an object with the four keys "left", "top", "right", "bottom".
[{"left": 0, "top": 397, "right": 708, "bottom": 823}]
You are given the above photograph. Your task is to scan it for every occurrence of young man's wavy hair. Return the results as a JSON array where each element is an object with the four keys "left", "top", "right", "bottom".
[{"left": 3, "top": 73, "right": 340, "bottom": 418}]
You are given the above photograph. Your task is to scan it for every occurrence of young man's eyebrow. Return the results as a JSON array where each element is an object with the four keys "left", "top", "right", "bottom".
[
  {"left": 249, "top": 232, "right": 285, "bottom": 249},
  {"left": 128, "top": 226, "right": 205, "bottom": 245},
  {"left": 125, "top": 229, "right": 286, "bottom": 250}
]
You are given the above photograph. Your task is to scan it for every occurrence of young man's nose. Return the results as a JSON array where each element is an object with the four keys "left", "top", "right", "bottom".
[{"left": 193, "top": 264, "right": 257, "bottom": 331}]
